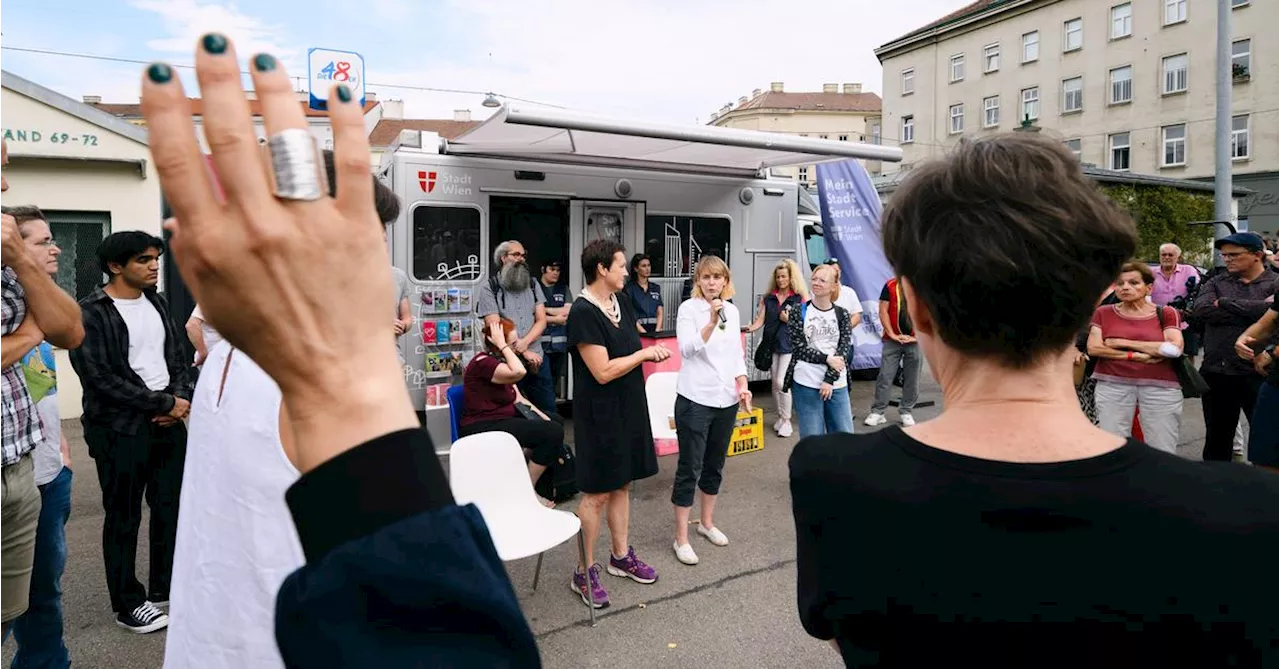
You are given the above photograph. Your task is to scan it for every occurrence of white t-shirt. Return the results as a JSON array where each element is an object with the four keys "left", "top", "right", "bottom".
[
  {"left": 112, "top": 295, "right": 170, "bottom": 391},
  {"left": 189, "top": 305, "right": 224, "bottom": 360},
  {"left": 834, "top": 284, "right": 863, "bottom": 316},
  {"left": 793, "top": 303, "right": 848, "bottom": 389}
]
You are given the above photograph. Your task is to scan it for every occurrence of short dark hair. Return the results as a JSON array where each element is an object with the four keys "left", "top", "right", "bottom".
[
  {"left": 582, "top": 239, "right": 626, "bottom": 284},
  {"left": 1118, "top": 261, "right": 1155, "bottom": 285},
  {"left": 320, "top": 150, "right": 401, "bottom": 225},
  {"left": 1, "top": 205, "right": 47, "bottom": 236},
  {"left": 882, "top": 134, "right": 1136, "bottom": 368},
  {"left": 97, "top": 231, "right": 165, "bottom": 277}
]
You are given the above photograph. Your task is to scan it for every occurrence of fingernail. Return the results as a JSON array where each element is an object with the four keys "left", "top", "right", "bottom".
[
  {"left": 335, "top": 84, "right": 352, "bottom": 103},
  {"left": 201, "top": 33, "right": 228, "bottom": 55},
  {"left": 147, "top": 63, "right": 173, "bottom": 84},
  {"left": 253, "top": 53, "right": 276, "bottom": 72}
]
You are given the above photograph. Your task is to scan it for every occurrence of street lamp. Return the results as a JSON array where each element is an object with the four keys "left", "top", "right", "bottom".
[{"left": 482, "top": 93, "right": 502, "bottom": 108}]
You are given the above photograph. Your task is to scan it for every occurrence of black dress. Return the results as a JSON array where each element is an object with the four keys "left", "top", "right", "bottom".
[{"left": 566, "top": 296, "right": 658, "bottom": 494}]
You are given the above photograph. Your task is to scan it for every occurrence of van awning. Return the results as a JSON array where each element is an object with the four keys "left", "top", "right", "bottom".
[{"left": 443, "top": 105, "right": 903, "bottom": 178}]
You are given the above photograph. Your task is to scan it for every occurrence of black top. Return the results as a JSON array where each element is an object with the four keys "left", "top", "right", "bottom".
[
  {"left": 1190, "top": 269, "right": 1278, "bottom": 376},
  {"left": 68, "top": 286, "right": 194, "bottom": 435},
  {"left": 1268, "top": 294, "right": 1278, "bottom": 387},
  {"left": 565, "top": 296, "right": 658, "bottom": 493},
  {"left": 790, "top": 427, "right": 1278, "bottom": 668}
]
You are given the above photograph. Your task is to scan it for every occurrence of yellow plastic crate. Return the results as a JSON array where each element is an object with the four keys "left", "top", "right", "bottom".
[{"left": 727, "top": 408, "right": 765, "bottom": 457}]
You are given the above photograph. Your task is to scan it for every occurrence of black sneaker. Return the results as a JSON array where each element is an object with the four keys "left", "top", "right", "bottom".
[{"left": 116, "top": 601, "right": 169, "bottom": 634}]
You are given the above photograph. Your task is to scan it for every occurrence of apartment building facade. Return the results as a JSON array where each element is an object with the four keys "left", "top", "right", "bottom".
[
  {"left": 875, "top": 0, "right": 1278, "bottom": 233},
  {"left": 708, "top": 82, "right": 883, "bottom": 186}
]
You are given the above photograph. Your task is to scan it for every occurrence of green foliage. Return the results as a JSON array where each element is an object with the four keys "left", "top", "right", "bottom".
[{"left": 1100, "top": 184, "right": 1215, "bottom": 266}]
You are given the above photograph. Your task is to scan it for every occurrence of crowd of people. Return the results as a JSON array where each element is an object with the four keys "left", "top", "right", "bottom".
[{"left": 0, "top": 33, "right": 1275, "bottom": 668}]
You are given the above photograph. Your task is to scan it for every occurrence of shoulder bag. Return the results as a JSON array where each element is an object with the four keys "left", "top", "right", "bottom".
[{"left": 1157, "top": 307, "right": 1210, "bottom": 398}]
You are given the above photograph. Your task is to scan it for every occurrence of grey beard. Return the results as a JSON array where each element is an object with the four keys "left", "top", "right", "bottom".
[{"left": 500, "top": 262, "right": 531, "bottom": 292}]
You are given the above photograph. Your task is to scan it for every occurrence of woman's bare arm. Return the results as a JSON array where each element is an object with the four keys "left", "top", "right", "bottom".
[{"left": 577, "top": 342, "right": 650, "bottom": 385}]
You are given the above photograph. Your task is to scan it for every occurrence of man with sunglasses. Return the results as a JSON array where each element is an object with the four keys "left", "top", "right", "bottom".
[{"left": 1190, "top": 232, "right": 1278, "bottom": 462}]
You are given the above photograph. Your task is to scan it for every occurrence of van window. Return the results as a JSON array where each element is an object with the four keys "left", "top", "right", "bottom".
[
  {"left": 803, "top": 225, "right": 827, "bottom": 271},
  {"left": 643, "top": 215, "right": 731, "bottom": 277},
  {"left": 412, "top": 205, "right": 482, "bottom": 281}
]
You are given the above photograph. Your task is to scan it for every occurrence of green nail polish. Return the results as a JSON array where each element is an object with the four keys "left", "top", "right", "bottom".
[
  {"left": 253, "top": 53, "right": 277, "bottom": 72},
  {"left": 146, "top": 63, "right": 173, "bottom": 84},
  {"left": 335, "top": 85, "right": 352, "bottom": 103},
  {"left": 201, "top": 33, "right": 228, "bottom": 54}
]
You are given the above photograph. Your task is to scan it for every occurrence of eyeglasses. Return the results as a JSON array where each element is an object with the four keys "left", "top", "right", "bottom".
[
  {"left": 32, "top": 239, "right": 58, "bottom": 248},
  {"left": 506, "top": 251, "right": 527, "bottom": 259}
]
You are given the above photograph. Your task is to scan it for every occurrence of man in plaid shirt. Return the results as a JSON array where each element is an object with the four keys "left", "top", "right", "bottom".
[
  {"left": 68, "top": 231, "right": 192, "bottom": 634},
  {"left": 1, "top": 141, "right": 85, "bottom": 634}
]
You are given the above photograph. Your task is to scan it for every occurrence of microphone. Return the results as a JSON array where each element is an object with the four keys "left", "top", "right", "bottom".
[{"left": 715, "top": 300, "right": 727, "bottom": 323}]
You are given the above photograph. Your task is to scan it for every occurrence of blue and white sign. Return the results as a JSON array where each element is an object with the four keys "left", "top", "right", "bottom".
[
  {"left": 307, "top": 47, "right": 366, "bottom": 111},
  {"left": 816, "top": 159, "right": 894, "bottom": 370}
]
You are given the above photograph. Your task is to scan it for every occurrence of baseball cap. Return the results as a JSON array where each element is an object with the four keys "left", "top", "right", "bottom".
[{"left": 1214, "top": 232, "right": 1264, "bottom": 252}]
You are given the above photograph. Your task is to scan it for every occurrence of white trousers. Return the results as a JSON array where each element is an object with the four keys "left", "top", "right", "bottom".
[
  {"left": 771, "top": 352, "right": 792, "bottom": 422},
  {"left": 1094, "top": 381, "right": 1184, "bottom": 454}
]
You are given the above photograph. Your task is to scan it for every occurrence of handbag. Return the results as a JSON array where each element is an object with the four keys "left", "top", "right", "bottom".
[
  {"left": 534, "top": 443, "right": 578, "bottom": 503},
  {"left": 514, "top": 402, "right": 545, "bottom": 421},
  {"left": 1156, "top": 307, "right": 1210, "bottom": 398}
]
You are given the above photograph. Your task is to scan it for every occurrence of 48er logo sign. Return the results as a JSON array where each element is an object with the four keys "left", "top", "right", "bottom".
[{"left": 417, "top": 171, "right": 474, "bottom": 196}]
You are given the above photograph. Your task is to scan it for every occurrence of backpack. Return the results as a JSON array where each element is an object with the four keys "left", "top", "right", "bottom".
[{"left": 534, "top": 443, "right": 579, "bottom": 503}]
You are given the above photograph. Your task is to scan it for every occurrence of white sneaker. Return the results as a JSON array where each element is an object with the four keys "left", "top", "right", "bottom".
[
  {"left": 900, "top": 414, "right": 916, "bottom": 427},
  {"left": 864, "top": 413, "right": 887, "bottom": 427},
  {"left": 697, "top": 525, "right": 729, "bottom": 546},
  {"left": 673, "top": 541, "right": 699, "bottom": 565},
  {"left": 777, "top": 421, "right": 793, "bottom": 438},
  {"left": 773, "top": 418, "right": 782, "bottom": 433}
]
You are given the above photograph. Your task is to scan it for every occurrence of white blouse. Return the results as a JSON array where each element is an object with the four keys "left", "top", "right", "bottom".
[{"left": 675, "top": 298, "right": 748, "bottom": 409}]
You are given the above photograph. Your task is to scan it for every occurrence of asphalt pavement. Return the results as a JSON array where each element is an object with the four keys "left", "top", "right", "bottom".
[{"left": 2, "top": 369, "right": 1215, "bottom": 669}]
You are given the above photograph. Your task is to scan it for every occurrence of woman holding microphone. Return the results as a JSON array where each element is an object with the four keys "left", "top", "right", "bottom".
[{"left": 671, "top": 256, "right": 751, "bottom": 566}]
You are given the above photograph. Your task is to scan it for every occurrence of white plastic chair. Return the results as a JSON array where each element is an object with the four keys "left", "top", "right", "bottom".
[
  {"left": 449, "top": 431, "right": 596, "bottom": 626},
  {"left": 645, "top": 371, "right": 679, "bottom": 441}
]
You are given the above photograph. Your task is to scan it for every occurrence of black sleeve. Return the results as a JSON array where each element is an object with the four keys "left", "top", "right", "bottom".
[
  {"left": 879, "top": 283, "right": 891, "bottom": 302},
  {"left": 566, "top": 300, "right": 606, "bottom": 349},
  {"left": 790, "top": 437, "right": 838, "bottom": 641},
  {"left": 275, "top": 429, "right": 541, "bottom": 668}
]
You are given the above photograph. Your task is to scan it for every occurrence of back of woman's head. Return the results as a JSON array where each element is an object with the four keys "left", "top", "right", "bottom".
[
  {"left": 882, "top": 133, "right": 1136, "bottom": 368},
  {"left": 321, "top": 150, "right": 401, "bottom": 225},
  {"left": 478, "top": 317, "right": 517, "bottom": 354}
]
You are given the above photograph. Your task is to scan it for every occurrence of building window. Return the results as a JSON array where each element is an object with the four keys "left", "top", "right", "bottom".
[
  {"left": 871, "top": 123, "right": 881, "bottom": 145},
  {"left": 1162, "top": 53, "right": 1188, "bottom": 94},
  {"left": 1111, "top": 3, "right": 1132, "bottom": 38},
  {"left": 1232, "top": 39, "right": 1251, "bottom": 78},
  {"left": 1164, "top": 0, "right": 1187, "bottom": 24},
  {"left": 949, "top": 104, "right": 965, "bottom": 134},
  {"left": 1231, "top": 114, "right": 1250, "bottom": 159},
  {"left": 950, "top": 54, "right": 965, "bottom": 82},
  {"left": 901, "top": 68, "right": 915, "bottom": 95},
  {"left": 838, "top": 135, "right": 848, "bottom": 141},
  {"left": 983, "top": 96, "right": 1000, "bottom": 128},
  {"left": 1064, "top": 138, "right": 1082, "bottom": 159},
  {"left": 412, "top": 205, "right": 483, "bottom": 281},
  {"left": 902, "top": 116, "right": 914, "bottom": 144},
  {"left": 1110, "top": 65, "right": 1133, "bottom": 103},
  {"left": 819, "top": 135, "right": 828, "bottom": 140},
  {"left": 1022, "top": 31, "right": 1039, "bottom": 62},
  {"left": 1063, "top": 18, "right": 1083, "bottom": 51},
  {"left": 798, "top": 167, "right": 809, "bottom": 185},
  {"left": 1062, "top": 77, "right": 1083, "bottom": 113},
  {"left": 1109, "top": 132, "right": 1131, "bottom": 171},
  {"left": 983, "top": 43, "right": 1000, "bottom": 72},
  {"left": 45, "top": 210, "right": 110, "bottom": 302},
  {"left": 1232, "top": 0, "right": 1250, "bottom": 7},
  {"left": 643, "top": 216, "right": 732, "bottom": 278},
  {"left": 1021, "top": 87, "right": 1040, "bottom": 122},
  {"left": 1161, "top": 124, "right": 1187, "bottom": 166}
]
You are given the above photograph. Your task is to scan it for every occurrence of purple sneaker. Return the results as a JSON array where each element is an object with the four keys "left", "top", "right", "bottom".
[
  {"left": 571, "top": 564, "right": 610, "bottom": 609},
  {"left": 607, "top": 546, "right": 658, "bottom": 584}
]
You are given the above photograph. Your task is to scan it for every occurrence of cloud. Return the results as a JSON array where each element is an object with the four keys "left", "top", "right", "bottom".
[{"left": 128, "top": 0, "right": 300, "bottom": 72}]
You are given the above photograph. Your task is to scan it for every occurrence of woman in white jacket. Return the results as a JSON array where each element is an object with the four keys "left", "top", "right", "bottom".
[{"left": 671, "top": 255, "right": 752, "bottom": 566}]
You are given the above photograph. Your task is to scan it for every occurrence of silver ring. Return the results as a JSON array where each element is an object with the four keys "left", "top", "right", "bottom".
[{"left": 266, "top": 129, "right": 327, "bottom": 201}]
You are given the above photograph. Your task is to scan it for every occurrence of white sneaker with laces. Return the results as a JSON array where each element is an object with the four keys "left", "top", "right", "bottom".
[
  {"left": 778, "top": 421, "right": 793, "bottom": 438},
  {"left": 697, "top": 525, "right": 729, "bottom": 547},
  {"left": 673, "top": 542, "right": 699, "bottom": 565},
  {"left": 864, "top": 413, "right": 888, "bottom": 427},
  {"left": 900, "top": 414, "right": 916, "bottom": 427}
]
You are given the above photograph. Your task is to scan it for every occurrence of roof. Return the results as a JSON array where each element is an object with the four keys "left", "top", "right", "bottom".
[
  {"left": 1, "top": 70, "right": 150, "bottom": 145},
  {"left": 872, "top": 164, "right": 1254, "bottom": 197},
  {"left": 369, "top": 118, "right": 480, "bottom": 146},
  {"left": 437, "top": 105, "right": 901, "bottom": 177},
  {"left": 727, "top": 91, "right": 881, "bottom": 115},
  {"left": 876, "top": 0, "right": 1027, "bottom": 59},
  {"left": 89, "top": 98, "right": 379, "bottom": 119}
]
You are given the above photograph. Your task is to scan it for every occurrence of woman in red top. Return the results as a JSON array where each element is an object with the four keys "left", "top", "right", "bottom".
[
  {"left": 1087, "top": 262, "right": 1185, "bottom": 453},
  {"left": 460, "top": 318, "right": 562, "bottom": 506}
]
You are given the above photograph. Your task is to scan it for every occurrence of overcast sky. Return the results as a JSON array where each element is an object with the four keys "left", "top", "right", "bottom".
[{"left": 2, "top": 0, "right": 964, "bottom": 125}]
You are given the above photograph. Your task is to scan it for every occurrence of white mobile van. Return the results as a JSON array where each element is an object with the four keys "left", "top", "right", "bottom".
[{"left": 378, "top": 105, "right": 900, "bottom": 424}]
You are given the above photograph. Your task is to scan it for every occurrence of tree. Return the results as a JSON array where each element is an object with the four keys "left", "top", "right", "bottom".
[{"left": 1100, "top": 184, "right": 1215, "bottom": 266}]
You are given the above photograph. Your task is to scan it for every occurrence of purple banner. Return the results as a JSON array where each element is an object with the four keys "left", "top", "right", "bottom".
[{"left": 816, "top": 160, "right": 893, "bottom": 370}]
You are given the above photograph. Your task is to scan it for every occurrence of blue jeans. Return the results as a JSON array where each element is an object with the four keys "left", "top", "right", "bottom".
[
  {"left": 519, "top": 355, "right": 558, "bottom": 417},
  {"left": 791, "top": 384, "right": 855, "bottom": 440},
  {"left": 10, "top": 466, "right": 72, "bottom": 669}
]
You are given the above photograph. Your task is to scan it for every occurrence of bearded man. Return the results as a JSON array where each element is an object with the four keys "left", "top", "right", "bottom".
[{"left": 475, "top": 240, "right": 555, "bottom": 414}]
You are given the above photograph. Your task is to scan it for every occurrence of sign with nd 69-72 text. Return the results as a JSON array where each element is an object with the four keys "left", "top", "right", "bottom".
[{"left": 307, "top": 48, "right": 366, "bottom": 111}]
